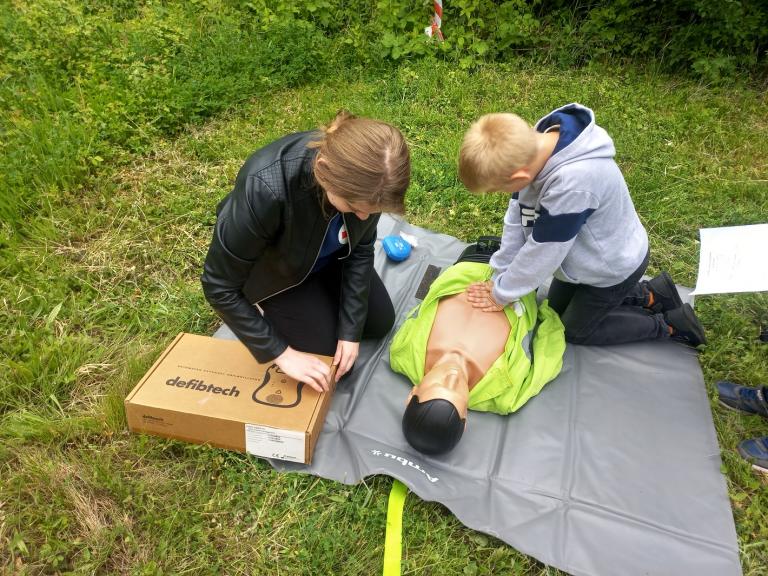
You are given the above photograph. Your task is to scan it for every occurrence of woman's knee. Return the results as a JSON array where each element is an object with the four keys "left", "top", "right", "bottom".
[
  {"left": 363, "top": 274, "right": 395, "bottom": 339},
  {"left": 364, "top": 299, "right": 395, "bottom": 339}
]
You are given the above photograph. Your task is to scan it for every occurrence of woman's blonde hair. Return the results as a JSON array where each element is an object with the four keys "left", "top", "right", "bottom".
[
  {"left": 458, "top": 113, "right": 537, "bottom": 193},
  {"left": 311, "top": 111, "right": 410, "bottom": 214}
]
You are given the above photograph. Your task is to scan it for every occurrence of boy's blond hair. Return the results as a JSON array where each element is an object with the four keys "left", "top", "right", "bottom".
[{"left": 458, "top": 113, "right": 537, "bottom": 193}]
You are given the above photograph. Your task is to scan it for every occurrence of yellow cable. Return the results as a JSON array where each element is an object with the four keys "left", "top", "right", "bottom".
[{"left": 383, "top": 480, "right": 408, "bottom": 576}]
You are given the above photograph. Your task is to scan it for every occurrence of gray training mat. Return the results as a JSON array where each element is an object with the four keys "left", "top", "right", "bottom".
[{"left": 214, "top": 215, "right": 740, "bottom": 576}]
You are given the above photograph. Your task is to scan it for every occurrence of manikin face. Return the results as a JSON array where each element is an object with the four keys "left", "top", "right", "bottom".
[{"left": 406, "top": 361, "right": 469, "bottom": 420}]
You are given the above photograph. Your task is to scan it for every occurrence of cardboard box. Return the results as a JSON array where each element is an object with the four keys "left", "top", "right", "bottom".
[{"left": 125, "top": 333, "right": 335, "bottom": 464}]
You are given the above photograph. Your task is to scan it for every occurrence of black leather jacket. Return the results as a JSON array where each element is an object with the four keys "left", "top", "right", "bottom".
[{"left": 201, "top": 131, "right": 380, "bottom": 363}]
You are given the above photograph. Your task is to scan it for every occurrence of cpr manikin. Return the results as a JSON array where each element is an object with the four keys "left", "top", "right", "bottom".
[
  {"left": 403, "top": 291, "right": 511, "bottom": 454},
  {"left": 392, "top": 243, "right": 567, "bottom": 456}
]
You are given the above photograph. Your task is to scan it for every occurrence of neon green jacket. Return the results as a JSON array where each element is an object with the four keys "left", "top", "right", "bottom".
[{"left": 390, "top": 262, "right": 566, "bottom": 415}]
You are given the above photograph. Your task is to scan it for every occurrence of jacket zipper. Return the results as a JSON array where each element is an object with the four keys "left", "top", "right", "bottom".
[
  {"left": 338, "top": 213, "right": 352, "bottom": 260},
  {"left": 254, "top": 214, "right": 336, "bottom": 304}
]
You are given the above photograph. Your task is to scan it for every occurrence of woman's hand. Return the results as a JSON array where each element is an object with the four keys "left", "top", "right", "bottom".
[
  {"left": 274, "top": 347, "right": 332, "bottom": 393},
  {"left": 465, "top": 281, "right": 505, "bottom": 312},
  {"left": 333, "top": 340, "right": 360, "bottom": 382}
]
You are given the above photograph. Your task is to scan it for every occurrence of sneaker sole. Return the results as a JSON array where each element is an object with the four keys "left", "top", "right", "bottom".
[
  {"left": 718, "top": 398, "right": 753, "bottom": 414},
  {"left": 718, "top": 398, "right": 768, "bottom": 418}
]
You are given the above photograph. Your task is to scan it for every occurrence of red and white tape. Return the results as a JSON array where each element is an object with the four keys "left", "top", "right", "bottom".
[{"left": 424, "top": 0, "right": 444, "bottom": 41}]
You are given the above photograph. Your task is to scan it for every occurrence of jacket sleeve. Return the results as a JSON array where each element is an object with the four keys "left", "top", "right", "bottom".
[
  {"left": 337, "top": 215, "right": 380, "bottom": 342},
  {"left": 200, "top": 176, "right": 289, "bottom": 363},
  {"left": 492, "top": 187, "right": 598, "bottom": 304},
  {"left": 489, "top": 196, "right": 526, "bottom": 280}
]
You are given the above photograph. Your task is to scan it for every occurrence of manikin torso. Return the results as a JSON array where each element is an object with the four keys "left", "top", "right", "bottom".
[{"left": 425, "top": 291, "right": 511, "bottom": 390}]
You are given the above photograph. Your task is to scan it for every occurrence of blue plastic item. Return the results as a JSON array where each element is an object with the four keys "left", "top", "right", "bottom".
[{"left": 382, "top": 235, "right": 412, "bottom": 262}]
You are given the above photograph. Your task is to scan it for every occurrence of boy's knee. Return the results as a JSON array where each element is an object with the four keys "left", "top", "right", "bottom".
[
  {"left": 564, "top": 331, "right": 590, "bottom": 345},
  {"left": 563, "top": 322, "right": 596, "bottom": 345}
]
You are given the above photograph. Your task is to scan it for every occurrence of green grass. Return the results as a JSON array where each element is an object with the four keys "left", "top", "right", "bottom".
[{"left": 2, "top": 58, "right": 768, "bottom": 575}]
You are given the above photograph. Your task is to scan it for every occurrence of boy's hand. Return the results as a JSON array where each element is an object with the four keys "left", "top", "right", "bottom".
[{"left": 466, "top": 281, "right": 505, "bottom": 312}]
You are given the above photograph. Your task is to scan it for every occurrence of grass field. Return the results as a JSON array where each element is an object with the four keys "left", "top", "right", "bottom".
[{"left": 2, "top": 46, "right": 768, "bottom": 576}]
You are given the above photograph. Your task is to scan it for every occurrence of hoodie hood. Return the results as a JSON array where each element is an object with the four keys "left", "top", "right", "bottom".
[{"left": 534, "top": 103, "right": 616, "bottom": 182}]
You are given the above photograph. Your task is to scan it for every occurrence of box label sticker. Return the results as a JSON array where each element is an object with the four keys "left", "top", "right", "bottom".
[
  {"left": 245, "top": 424, "right": 305, "bottom": 463},
  {"left": 140, "top": 414, "right": 172, "bottom": 428}
]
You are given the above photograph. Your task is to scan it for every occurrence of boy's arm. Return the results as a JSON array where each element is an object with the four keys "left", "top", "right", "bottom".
[
  {"left": 491, "top": 188, "right": 599, "bottom": 304},
  {"left": 489, "top": 196, "right": 526, "bottom": 278}
]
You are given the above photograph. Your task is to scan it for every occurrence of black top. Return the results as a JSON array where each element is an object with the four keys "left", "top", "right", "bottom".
[{"left": 201, "top": 131, "right": 380, "bottom": 362}]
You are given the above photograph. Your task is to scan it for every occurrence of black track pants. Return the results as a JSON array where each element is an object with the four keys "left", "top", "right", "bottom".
[{"left": 546, "top": 250, "right": 669, "bottom": 345}]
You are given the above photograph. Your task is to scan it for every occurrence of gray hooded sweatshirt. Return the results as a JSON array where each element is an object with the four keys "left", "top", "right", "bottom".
[{"left": 490, "top": 103, "right": 649, "bottom": 304}]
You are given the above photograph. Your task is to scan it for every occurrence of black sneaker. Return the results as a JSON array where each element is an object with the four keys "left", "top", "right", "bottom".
[
  {"left": 665, "top": 303, "right": 707, "bottom": 347},
  {"left": 717, "top": 381, "right": 768, "bottom": 418},
  {"left": 643, "top": 271, "right": 683, "bottom": 313},
  {"left": 455, "top": 236, "right": 502, "bottom": 265},
  {"left": 737, "top": 436, "right": 768, "bottom": 474}
]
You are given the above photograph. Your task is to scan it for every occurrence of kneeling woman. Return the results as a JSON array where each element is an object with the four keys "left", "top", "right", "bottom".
[{"left": 202, "top": 112, "right": 409, "bottom": 392}]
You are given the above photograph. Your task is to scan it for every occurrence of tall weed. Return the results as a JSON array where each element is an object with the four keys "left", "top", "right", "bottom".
[{"left": 0, "top": 1, "right": 329, "bottom": 228}]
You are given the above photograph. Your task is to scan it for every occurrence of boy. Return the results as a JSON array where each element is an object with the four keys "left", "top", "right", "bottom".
[{"left": 458, "top": 103, "right": 705, "bottom": 347}]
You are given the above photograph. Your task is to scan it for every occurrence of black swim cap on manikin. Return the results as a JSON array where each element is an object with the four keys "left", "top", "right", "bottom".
[{"left": 402, "top": 395, "right": 465, "bottom": 455}]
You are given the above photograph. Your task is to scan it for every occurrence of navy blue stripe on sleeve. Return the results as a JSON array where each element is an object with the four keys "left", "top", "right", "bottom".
[{"left": 532, "top": 205, "right": 595, "bottom": 243}]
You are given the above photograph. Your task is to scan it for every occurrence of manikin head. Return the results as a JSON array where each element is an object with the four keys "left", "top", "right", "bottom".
[{"left": 402, "top": 359, "right": 469, "bottom": 455}]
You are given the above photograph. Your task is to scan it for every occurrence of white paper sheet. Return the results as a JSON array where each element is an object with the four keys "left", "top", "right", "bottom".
[{"left": 691, "top": 224, "right": 768, "bottom": 295}]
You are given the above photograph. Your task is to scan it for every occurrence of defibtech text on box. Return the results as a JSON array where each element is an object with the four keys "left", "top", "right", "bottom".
[{"left": 125, "top": 333, "right": 335, "bottom": 464}]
